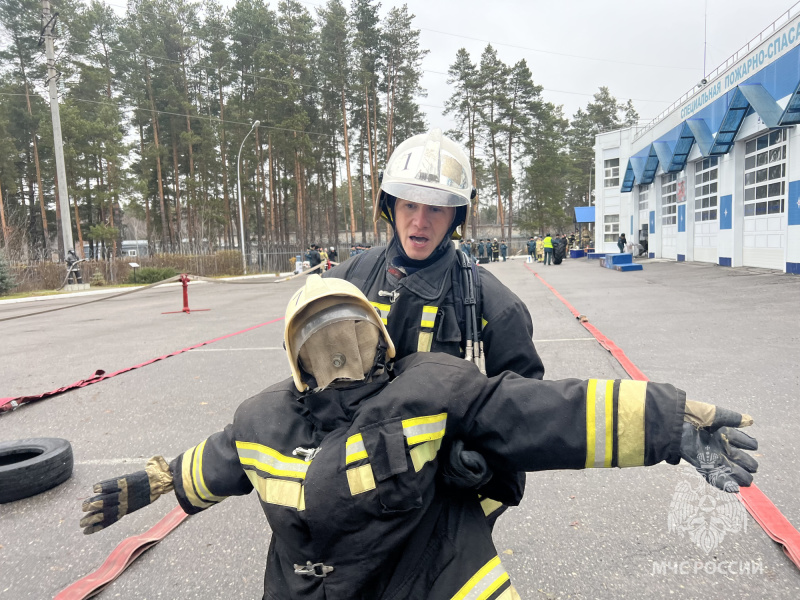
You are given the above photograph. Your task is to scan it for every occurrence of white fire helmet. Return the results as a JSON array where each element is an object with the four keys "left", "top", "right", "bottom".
[
  {"left": 375, "top": 129, "right": 475, "bottom": 238},
  {"left": 284, "top": 275, "right": 395, "bottom": 392}
]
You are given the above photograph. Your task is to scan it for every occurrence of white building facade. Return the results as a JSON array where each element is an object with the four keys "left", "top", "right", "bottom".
[{"left": 594, "top": 8, "right": 800, "bottom": 274}]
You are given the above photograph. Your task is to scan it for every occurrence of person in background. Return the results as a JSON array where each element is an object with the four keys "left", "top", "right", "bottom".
[
  {"left": 318, "top": 246, "right": 329, "bottom": 271},
  {"left": 542, "top": 233, "right": 553, "bottom": 265},
  {"left": 500, "top": 239, "right": 507, "bottom": 262},
  {"left": 535, "top": 236, "right": 544, "bottom": 263},
  {"left": 618, "top": 233, "right": 627, "bottom": 253},
  {"left": 526, "top": 237, "right": 536, "bottom": 262},
  {"left": 477, "top": 239, "right": 486, "bottom": 262},
  {"left": 490, "top": 238, "right": 499, "bottom": 262}
]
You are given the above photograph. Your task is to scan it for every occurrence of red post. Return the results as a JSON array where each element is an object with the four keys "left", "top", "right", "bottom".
[{"left": 162, "top": 274, "right": 210, "bottom": 315}]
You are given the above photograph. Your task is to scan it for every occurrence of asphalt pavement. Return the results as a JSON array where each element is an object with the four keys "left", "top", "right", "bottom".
[{"left": 1, "top": 257, "right": 799, "bottom": 599}]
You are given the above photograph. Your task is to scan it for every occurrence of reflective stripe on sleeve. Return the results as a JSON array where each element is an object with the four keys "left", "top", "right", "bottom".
[
  {"left": 236, "top": 441, "right": 309, "bottom": 480},
  {"left": 585, "top": 379, "right": 614, "bottom": 468},
  {"left": 370, "top": 302, "right": 391, "bottom": 325},
  {"left": 402, "top": 413, "right": 447, "bottom": 446},
  {"left": 244, "top": 470, "right": 305, "bottom": 510},
  {"left": 346, "top": 464, "right": 376, "bottom": 495},
  {"left": 192, "top": 440, "right": 227, "bottom": 503},
  {"left": 421, "top": 305, "right": 438, "bottom": 328},
  {"left": 180, "top": 445, "right": 215, "bottom": 509},
  {"left": 345, "top": 433, "right": 368, "bottom": 465},
  {"left": 450, "top": 555, "right": 510, "bottom": 600},
  {"left": 617, "top": 380, "right": 647, "bottom": 467}
]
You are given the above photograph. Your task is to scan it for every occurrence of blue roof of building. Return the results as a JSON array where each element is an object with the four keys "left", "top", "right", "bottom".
[{"left": 574, "top": 206, "right": 595, "bottom": 223}]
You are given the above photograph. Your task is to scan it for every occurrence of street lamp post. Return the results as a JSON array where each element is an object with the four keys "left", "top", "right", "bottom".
[{"left": 237, "top": 120, "right": 260, "bottom": 275}]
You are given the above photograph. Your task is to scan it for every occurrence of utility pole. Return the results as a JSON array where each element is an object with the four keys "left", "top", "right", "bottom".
[{"left": 41, "top": 0, "right": 74, "bottom": 258}]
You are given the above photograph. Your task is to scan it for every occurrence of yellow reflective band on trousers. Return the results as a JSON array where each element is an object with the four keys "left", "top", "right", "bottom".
[
  {"left": 345, "top": 433, "right": 368, "bottom": 465},
  {"left": 421, "top": 305, "right": 438, "bottom": 328},
  {"left": 245, "top": 470, "right": 305, "bottom": 510},
  {"left": 450, "top": 555, "right": 510, "bottom": 600},
  {"left": 617, "top": 380, "right": 647, "bottom": 467},
  {"left": 371, "top": 301, "right": 391, "bottom": 325},
  {"left": 346, "top": 464, "right": 376, "bottom": 495},
  {"left": 236, "top": 441, "right": 309, "bottom": 480},
  {"left": 402, "top": 413, "right": 447, "bottom": 446},
  {"left": 585, "top": 379, "right": 614, "bottom": 468}
]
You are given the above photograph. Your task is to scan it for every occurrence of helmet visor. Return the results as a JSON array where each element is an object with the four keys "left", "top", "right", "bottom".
[{"left": 290, "top": 303, "right": 380, "bottom": 363}]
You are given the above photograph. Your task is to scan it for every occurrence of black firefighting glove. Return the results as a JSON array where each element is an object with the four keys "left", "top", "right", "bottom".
[
  {"left": 440, "top": 439, "right": 493, "bottom": 489},
  {"left": 80, "top": 456, "right": 174, "bottom": 534},
  {"left": 680, "top": 400, "right": 758, "bottom": 493}
]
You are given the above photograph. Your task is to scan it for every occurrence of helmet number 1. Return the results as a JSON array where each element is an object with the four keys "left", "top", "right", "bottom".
[{"left": 403, "top": 152, "right": 412, "bottom": 170}]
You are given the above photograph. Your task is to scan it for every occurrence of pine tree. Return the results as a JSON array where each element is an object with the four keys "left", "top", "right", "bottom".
[{"left": 0, "top": 249, "right": 15, "bottom": 295}]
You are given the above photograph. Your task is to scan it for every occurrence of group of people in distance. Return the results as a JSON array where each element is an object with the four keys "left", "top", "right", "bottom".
[
  {"left": 304, "top": 244, "right": 338, "bottom": 271},
  {"left": 527, "top": 233, "right": 571, "bottom": 265},
  {"left": 461, "top": 238, "right": 508, "bottom": 262}
]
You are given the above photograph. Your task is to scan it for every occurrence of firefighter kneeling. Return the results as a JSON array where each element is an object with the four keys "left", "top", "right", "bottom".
[{"left": 80, "top": 275, "right": 759, "bottom": 599}]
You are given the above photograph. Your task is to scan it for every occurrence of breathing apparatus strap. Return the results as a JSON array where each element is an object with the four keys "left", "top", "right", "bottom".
[{"left": 456, "top": 250, "right": 485, "bottom": 374}]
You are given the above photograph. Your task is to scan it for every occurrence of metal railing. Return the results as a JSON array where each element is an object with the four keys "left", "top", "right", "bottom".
[{"left": 634, "top": 1, "right": 800, "bottom": 141}]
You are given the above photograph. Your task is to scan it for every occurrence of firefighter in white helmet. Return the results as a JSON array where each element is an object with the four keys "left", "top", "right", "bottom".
[
  {"left": 324, "top": 128, "right": 543, "bottom": 512},
  {"left": 80, "top": 275, "right": 759, "bottom": 599}
]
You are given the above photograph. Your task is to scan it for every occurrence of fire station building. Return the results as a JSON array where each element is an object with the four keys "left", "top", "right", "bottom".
[{"left": 594, "top": 7, "right": 800, "bottom": 273}]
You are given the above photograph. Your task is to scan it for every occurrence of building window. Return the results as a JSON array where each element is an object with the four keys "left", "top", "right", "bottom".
[
  {"left": 638, "top": 184, "right": 650, "bottom": 211},
  {"left": 744, "top": 129, "right": 787, "bottom": 216},
  {"left": 127, "top": 250, "right": 137, "bottom": 257},
  {"left": 661, "top": 172, "right": 677, "bottom": 225},
  {"left": 694, "top": 157, "right": 718, "bottom": 222},
  {"left": 604, "top": 214, "right": 619, "bottom": 242},
  {"left": 604, "top": 158, "right": 619, "bottom": 188}
]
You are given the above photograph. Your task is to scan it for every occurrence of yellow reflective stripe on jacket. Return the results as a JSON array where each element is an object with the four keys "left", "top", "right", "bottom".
[
  {"left": 345, "top": 433, "right": 368, "bottom": 465},
  {"left": 585, "top": 379, "right": 614, "bottom": 468},
  {"left": 180, "top": 444, "right": 216, "bottom": 509},
  {"left": 450, "top": 555, "right": 510, "bottom": 600},
  {"left": 617, "top": 380, "right": 647, "bottom": 467},
  {"left": 236, "top": 441, "right": 309, "bottom": 480},
  {"left": 480, "top": 497, "right": 504, "bottom": 517},
  {"left": 402, "top": 413, "right": 447, "bottom": 446},
  {"left": 421, "top": 305, "right": 438, "bottom": 328},
  {"left": 192, "top": 440, "right": 227, "bottom": 504},
  {"left": 346, "top": 464, "right": 376, "bottom": 495},
  {"left": 371, "top": 301, "right": 391, "bottom": 325},
  {"left": 245, "top": 470, "right": 305, "bottom": 511}
]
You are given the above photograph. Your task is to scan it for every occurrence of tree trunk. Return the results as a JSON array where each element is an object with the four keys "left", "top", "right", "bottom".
[
  {"left": 331, "top": 133, "right": 338, "bottom": 247},
  {"left": 16, "top": 37, "right": 49, "bottom": 255},
  {"left": 268, "top": 133, "right": 277, "bottom": 242},
  {"left": 179, "top": 41, "right": 196, "bottom": 250},
  {"left": 341, "top": 89, "right": 356, "bottom": 242},
  {"left": 365, "top": 85, "right": 378, "bottom": 242},
  {"left": 294, "top": 148, "right": 304, "bottom": 249},
  {"left": 256, "top": 129, "right": 268, "bottom": 248},
  {"left": 0, "top": 179, "right": 7, "bottom": 248},
  {"left": 100, "top": 31, "right": 119, "bottom": 259},
  {"left": 144, "top": 60, "right": 170, "bottom": 251},
  {"left": 218, "top": 70, "right": 231, "bottom": 249},
  {"left": 359, "top": 134, "right": 366, "bottom": 244},
  {"left": 139, "top": 123, "right": 153, "bottom": 253},
  {"left": 171, "top": 128, "right": 183, "bottom": 252},
  {"left": 386, "top": 57, "right": 396, "bottom": 161}
]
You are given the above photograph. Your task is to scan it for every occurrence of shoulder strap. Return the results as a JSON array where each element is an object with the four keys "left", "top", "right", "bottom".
[{"left": 347, "top": 246, "right": 387, "bottom": 292}]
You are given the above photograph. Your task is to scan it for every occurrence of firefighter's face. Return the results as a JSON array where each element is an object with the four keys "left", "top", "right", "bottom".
[{"left": 394, "top": 199, "right": 455, "bottom": 261}]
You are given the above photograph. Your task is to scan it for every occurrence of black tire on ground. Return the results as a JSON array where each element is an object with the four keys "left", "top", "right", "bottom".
[{"left": 0, "top": 438, "right": 73, "bottom": 503}]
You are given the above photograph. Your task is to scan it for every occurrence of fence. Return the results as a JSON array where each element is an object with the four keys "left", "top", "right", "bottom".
[{"left": 4, "top": 244, "right": 331, "bottom": 294}]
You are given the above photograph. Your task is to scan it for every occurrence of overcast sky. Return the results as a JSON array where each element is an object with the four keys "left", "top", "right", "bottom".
[{"left": 371, "top": 0, "right": 799, "bottom": 130}]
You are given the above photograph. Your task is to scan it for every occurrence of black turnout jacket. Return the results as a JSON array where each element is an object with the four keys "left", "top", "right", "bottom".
[{"left": 171, "top": 353, "right": 685, "bottom": 600}]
